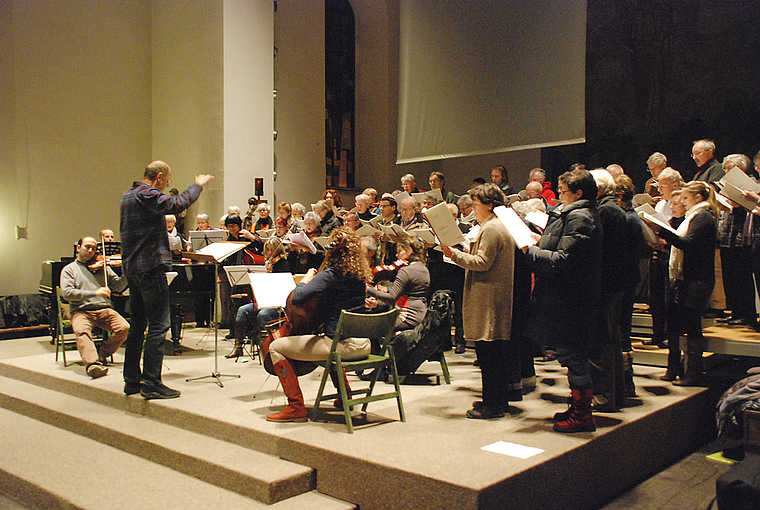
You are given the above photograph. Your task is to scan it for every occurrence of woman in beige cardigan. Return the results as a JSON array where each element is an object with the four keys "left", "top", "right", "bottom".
[{"left": 442, "top": 184, "right": 517, "bottom": 419}]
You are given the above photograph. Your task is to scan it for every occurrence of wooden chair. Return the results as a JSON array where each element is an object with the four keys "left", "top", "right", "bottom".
[
  {"left": 55, "top": 287, "right": 75, "bottom": 366},
  {"left": 312, "top": 307, "right": 403, "bottom": 433}
]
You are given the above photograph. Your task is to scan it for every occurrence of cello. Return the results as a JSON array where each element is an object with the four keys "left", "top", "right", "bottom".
[{"left": 259, "top": 232, "right": 349, "bottom": 376}]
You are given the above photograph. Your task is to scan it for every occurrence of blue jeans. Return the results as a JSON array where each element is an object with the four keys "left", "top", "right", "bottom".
[{"left": 124, "top": 266, "right": 170, "bottom": 391}]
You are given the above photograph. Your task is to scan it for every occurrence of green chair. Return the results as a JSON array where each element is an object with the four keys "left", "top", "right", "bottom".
[
  {"left": 312, "top": 307, "right": 403, "bottom": 433},
  {"left": 55, "top": 287, "right": 75, "bottom": 366}
]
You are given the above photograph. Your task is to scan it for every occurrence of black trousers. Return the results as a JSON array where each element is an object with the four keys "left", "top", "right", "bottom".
[{"left": 474, "top": 340, "right": 522, "bottom": 408}]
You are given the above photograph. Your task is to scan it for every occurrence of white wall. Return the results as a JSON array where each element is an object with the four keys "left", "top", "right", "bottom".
[{"left": 0, "top": 0, "right": 152, "bottom": 296}]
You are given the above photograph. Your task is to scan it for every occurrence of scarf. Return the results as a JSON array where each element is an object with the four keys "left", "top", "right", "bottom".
[{"left": 668, "top": 200, "right": 711, "bottom": 281}]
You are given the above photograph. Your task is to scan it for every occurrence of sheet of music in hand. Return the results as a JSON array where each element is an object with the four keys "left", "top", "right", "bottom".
[
  {"left": 287, "top": 231, "right": 317, "bottom": 254},
  {"left": 422, "top": 201, "right": 466, "bottom": 247},
  {"left": 717, "top": 182, "right": 756, "bottom": 211},
  {"left": 493, "top": 206, "right": 537, "bottom": 250},
  {"left": 637, "top": 211, "right": 677, "bottom": 235},
  {"left": 190, "top": 241, "right": 249, "bottom": 263}
]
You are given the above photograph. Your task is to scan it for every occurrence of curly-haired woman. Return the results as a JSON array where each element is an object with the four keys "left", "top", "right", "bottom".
[{"left": 265, "top": 227, "right": 371, "bottom": 423}]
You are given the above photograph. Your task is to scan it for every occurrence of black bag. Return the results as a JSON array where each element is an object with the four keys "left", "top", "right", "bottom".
[{"left": 711, "top": 456, "right": 760, "bottom": 510}]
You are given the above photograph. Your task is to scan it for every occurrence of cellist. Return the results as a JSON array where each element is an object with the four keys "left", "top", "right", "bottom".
[{"left": 266, "top": 227, "right": 370, "bottom": 423}]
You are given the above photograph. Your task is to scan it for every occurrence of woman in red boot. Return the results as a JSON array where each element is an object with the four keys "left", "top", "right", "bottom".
[{"left": 266, "top": 227, "right": 371, "bottom": 422}]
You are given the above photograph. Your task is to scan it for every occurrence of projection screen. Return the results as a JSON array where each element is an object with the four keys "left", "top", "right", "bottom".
[{"left": 398, "top": 0, "right": 587, "bottom": 164}]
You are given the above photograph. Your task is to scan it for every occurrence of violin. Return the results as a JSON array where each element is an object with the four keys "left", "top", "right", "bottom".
[
  {"left": 87, "top": 254, "right": 122, "bottom": 271},
  {"left": 260, "top": 232, "right": 349, "bottom": 376},
  {"left": 371, "top": 259, "right": 408, "bottom": 285}
]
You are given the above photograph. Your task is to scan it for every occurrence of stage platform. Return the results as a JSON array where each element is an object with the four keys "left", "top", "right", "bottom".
[{"left": 0, "top": 329, "right": 718, "bottom": 510}]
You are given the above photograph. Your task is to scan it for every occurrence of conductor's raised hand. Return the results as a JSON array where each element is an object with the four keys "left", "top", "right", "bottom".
[{"left": 195, "top": 174, "right": 214, "bottom": 187}]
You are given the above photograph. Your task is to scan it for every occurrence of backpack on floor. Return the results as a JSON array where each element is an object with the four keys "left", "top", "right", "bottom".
[{"left": 709, "top": 456, "right": 760, "bottom": 510}]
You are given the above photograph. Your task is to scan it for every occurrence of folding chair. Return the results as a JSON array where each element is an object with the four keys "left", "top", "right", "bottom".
[{"left": 312, "top": 307, "right": 403, "bottom": 433}]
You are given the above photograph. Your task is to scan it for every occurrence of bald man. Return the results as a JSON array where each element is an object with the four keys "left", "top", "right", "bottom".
[{"left": 60, "top": 236, "right": 129, "bottom": 378}]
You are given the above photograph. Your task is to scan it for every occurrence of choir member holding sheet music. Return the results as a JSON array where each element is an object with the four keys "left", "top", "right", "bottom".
[
  {"left": 440, "top": 184, "right": 519, "bottom": 420},
  {"left": 641, "top": 181, "right": 718, "bottom": 387},
  {"left": 287, "top": 211, "right": 325, "bottom": 274},
  {"left": 523, "top": 169, "right": 602, "bottom": 433}
]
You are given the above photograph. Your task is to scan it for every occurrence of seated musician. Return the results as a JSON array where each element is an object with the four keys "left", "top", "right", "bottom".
[
  {"left": 100, "top": 229, "right": 116, "bottom": 242},
  {"left": 60, "top": 237, "right": 129, "bottom": 378},
  {"left": 224, "top": 214, "right": 262, "bottom": 257},
  {"left": 226, "top": 237, "right": 290, "bottom": 359},
  {"left": 366, "top": 237, "right": 429, "bottom": 331},
  {"left": 287, "top": 211, "right": 325, "bottom": 274},
  {"left": 265, "top": 227, "right": 370, "bottom": 423}
]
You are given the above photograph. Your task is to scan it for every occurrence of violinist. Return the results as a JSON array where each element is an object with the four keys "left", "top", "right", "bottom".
[
  {"left": 266, "top": 227, "right": 370, "bottom": 423},
  {"left": 226, "top": 237, "right": 290, "bottom": 359},
  {"left": 60, "top": 237, "right": 129, "bottom": 379},
  {"left": 366, "top": 237, "right": 429, "bottom": 331}
]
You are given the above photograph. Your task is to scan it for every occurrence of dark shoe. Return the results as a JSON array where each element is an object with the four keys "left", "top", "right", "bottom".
[
  {"left": 86, "top": 363, "right": 108, "bottom": 379},
  {"left": 140, "top": 385, "right": 181, "bottom": 400},
  {"left": 553, "top": 388, "right": 596, "bottom": 433},
  {"left": 728, "top": 317, "right": 749, "bottom": 326},
  {"left": 225, "top": 331, "right": 235, "bottom": 340},
  {"left": 97, "top": 348, "right": 110, "bottom": 366},
  {"left": 472, "top": 401, "right": 506, "bottom": 413},
  {"left": 225, "top": 344, "right": 244, "bottom": 359},
  {"left": 659, "top": 369, "right": 678, "bottom": 382},
  {"left": 454, "top": 343, "right": 466, "bottom": 354},
  {"left": 333, "top": 398, "right": 353, "bottom": 411},
  {"left": 466, "top": 405, "right": 505, "bottom": 419},
  {"left": 716, "top": 315, "right": 734, "bottom": 324},
  {"left": 673, "top": 375, "right": 701, "bottom": 387},
  {"left": 124, "top": 383, "right": 141, "bottom": 395}
]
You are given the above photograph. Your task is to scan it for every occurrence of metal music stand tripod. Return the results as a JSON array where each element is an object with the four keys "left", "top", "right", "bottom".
[{"left": 183, "top": 242, "right": 248, "bottom": 388}]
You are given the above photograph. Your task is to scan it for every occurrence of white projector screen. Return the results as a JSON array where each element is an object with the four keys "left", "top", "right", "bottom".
[{"left": 398, "top": 0, "right": 587, "bottom": 164}]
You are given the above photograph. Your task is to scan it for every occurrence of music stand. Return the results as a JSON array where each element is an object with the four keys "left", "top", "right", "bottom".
[
  {"left": 189, "top": 229, "right": 227, "bottom": 251},
  {"left": 183, "top": 241, "right": 248, "bottom": 387},
  {"left": 222, "top": 265, "right": 266, "bottom": 361}
]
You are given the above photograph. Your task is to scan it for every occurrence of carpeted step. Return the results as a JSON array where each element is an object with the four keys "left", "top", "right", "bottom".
[
  {"left": 0, "top": 375, "right": 345, "bottom": 506},
  {"left": 0, "top": 407, "right": 354, "bottom": 510}
]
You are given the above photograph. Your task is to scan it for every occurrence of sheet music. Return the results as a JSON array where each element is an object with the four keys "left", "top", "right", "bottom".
[
  {"left": 355, "top": 224, "right": 380, "bottom": 237},
  {"left": 422, "top": 201, "right": 466, "bottom": 247},
  {"left": 287, "top": 231, "right": 317, "bottom": 254},
  {"left": 394, "top": 191, "right": 411, "bottom": 204},
  {"left": 638, "top": 211, "right": 678, "bottom": 235},
  {"left": 524, "top": 210, "right": 549, "bottom": 230},
  {"left": 633, "top": 193, "right": 654, "bottom": 207},
  {"left": 248, "top": 273, "right": 297, "bottom": 309},
  {"left": 196, "top": 241, "right": 249, "bottom": 262},
  {"left": 313, "top": 236, "right": 331, "bottom": 249},
  {"left": 409, "top": 228, "right": 437, "bottom": 245},
  {"left": 256, "top": 228, "right": 275, "bottom": 239},
  {"left": 635, "top": 203, "right": 669, "bottom": 224},
  {"left": 493, "top": 206, "right": 536, "bottom": 250},
  {"left": 721, "top": 167, "right": 760, "bottom": 193},
  {"left": 412, "top": 188, "right": 443, "bottom": 206},
  {"left": 719, "top": 182, "right": 756, "bottom": 211},
  {"left": 380, "top": 223, "right": 407, "bottom": 238}
]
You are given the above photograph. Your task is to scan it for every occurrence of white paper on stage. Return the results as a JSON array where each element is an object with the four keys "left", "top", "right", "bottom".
[
  {"left": 409, "top": 228, "right": 437, "bottom": 245},
  {"left": 638, "top": 211, "right": 677, "bottom": 235},
  {"left": 524, "top": 210, "right": 549, "bottom": 230},
  {"left": 196, "top": 241, "right": 249, "bottom": 262},
  {"left": 287, "top": 232, "right": 317, "bottom": 254},
  {"left": 493, "top": 206, "right": 536, "bottom": 250},
  {"left": 423, "top": 201, "right": 466, "bottom": 246},
  {"left": 481, "top": 441, "right": 544, "bottom": 460},
  {"left": 248, "top": 273, "right": 296, "bottom": 309},
  {"left": 223, "top": 265, "right": 264, "bottom": 287},
  {"left": 189, "top": 229, "right": 227, "bottom": 251},
  {"left": 719, "top": 182, "right": 757, "bottom": 211}
]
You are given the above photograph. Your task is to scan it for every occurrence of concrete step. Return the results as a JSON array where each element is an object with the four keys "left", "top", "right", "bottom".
[
  {"left": 0, "top": 407, "right": 354, "bottom": 510},
  {"left": 0, "top": 375, "right": 353, "bottom": 509}
]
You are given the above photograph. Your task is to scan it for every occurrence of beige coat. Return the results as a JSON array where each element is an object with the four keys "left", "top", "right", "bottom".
[{"left": 450, "top": 214, "right": 514, "bottom": 342}]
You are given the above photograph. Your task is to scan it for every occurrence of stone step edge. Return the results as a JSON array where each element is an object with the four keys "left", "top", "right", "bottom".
[
  {"left": 0, "top": 375, "right": 314, "bottom": 505},
  {"left": 0, "top": 407, "right": 355, "bottom": 510}
]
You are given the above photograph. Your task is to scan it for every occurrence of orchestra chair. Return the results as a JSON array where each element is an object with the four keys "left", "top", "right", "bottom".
[
  {"left": 55, "top": 287, "right": 113, "bottom": 367},
  {"left": 312, "top": 307, "right": 403, "bottom": 433}
]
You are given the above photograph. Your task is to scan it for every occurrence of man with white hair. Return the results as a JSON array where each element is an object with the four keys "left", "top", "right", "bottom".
[
  {"left": 314, "top": 199, "right": 342, "bottom": 235},
  {"left": 646, "top": 152, "right": 668, "bottom": 198},
  {"left": 589, "top": 169, "right": 628, "bottom": 412},
  {"left": 692, "top": 139, "right": 724, "bottom": 183},
  {"left": 606, "top": 164, "right": 625, "bottom": 177}
]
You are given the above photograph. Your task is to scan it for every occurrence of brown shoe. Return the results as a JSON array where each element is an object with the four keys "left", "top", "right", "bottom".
[{"left": 86, "top": 363, "right": 108, "bottom": 379}]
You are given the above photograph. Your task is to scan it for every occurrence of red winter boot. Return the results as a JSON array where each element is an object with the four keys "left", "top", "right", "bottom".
[
  {"left": 553, "top": 388, "right": 596, "bottom": 433},
  {"left": 266, "top": 359, "right": 308, "bottom": 423}
]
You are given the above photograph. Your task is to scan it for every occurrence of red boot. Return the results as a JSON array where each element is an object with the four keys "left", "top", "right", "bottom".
[
  {"left": 553, "top": 388, "right": 596, "bottom": 433},
  {"left": 266, "top": 359, "right": 308, "bottom": 423}
]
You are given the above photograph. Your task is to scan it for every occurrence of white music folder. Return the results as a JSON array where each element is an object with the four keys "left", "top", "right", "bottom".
[{"left": 248, "top": 273, "right": 297, "bottom": 309}]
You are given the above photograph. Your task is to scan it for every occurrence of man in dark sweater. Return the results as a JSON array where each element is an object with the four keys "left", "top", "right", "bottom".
[{"left": 692, "top": 139, "right": 724, "bottom": 183}]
